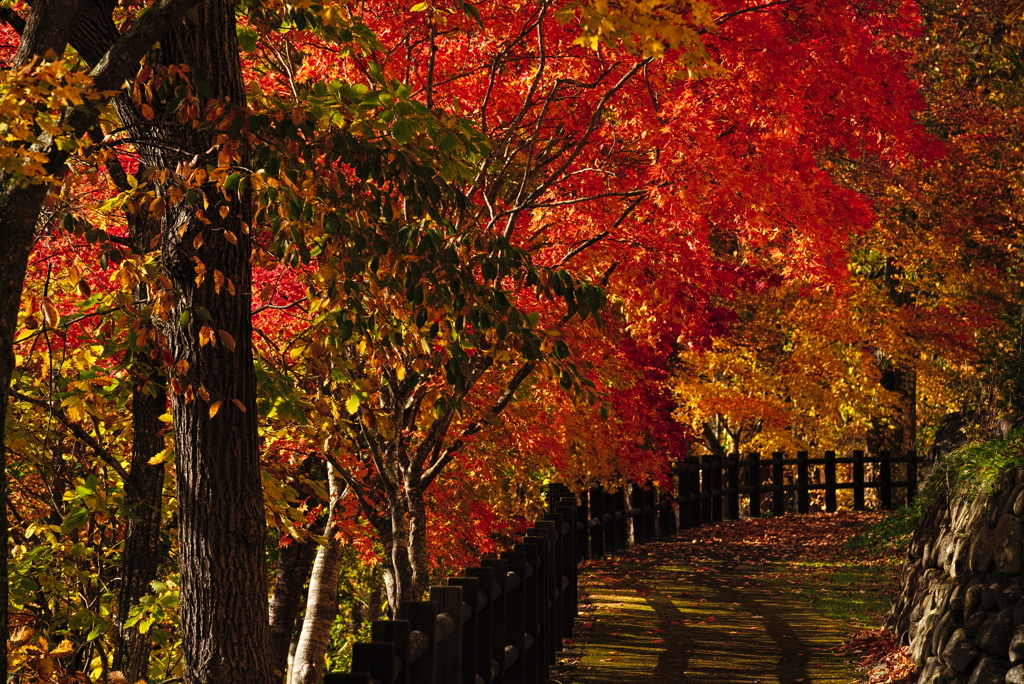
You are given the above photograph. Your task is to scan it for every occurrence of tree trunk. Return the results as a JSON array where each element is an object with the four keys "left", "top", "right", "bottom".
[
  {"left": 268, "top": 534, "right": 318, "bottom": 682},
  {"left": 407, "top": 487, "right": 430, "bottom": 601},
  {"left": 290, "top": 466, "right": 346, "bottom": 684},
  {"left": 112, "top": 371, "right": 167, "bottom": 681},
  {"left": 113, "top": 208, "right": 169, "bottom": 682},
  {"left": 867, "top": 363, "right": 918, "bottom": 456},
  {"left": 384, "top": 493, "right": 416, "bottom": 611},
  {"left": 157, "top": 1, "right": 272, "bottom": 680}
]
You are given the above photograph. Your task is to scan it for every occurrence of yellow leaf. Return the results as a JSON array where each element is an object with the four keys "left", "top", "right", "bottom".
[
  {"left": 40, "top": 297, "right": 58, "bottom": 328},
  {"left": 209, "top": 400, "right": 222, "bottom": 418},
  {"left": 198, "top": 325, "right": 215, "bottom": 347},
  {"left": 49, "top": 638, "right": 74, "bottom": 658},
  {"left": 224, "top": 230, "right": 238, "bottom": 246},
  {"left": 197, "top": 386, "right": 210, "bottom": 403},
  {"left": 147, "top": 448, "right": 172, "bottom": 465},
  {"left": 345, "top": 395, "right": 360, "bottom": 414},
  {"left": 219, "top": 205, "right": 230, "bottom": 219}
]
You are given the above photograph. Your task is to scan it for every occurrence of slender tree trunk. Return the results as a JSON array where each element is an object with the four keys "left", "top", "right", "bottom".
[
  {"left": 385, "top": 494, "right": 416, "bottom": 611},
  {"left": 290, "top": 467, "right": 346, "bottom": 684},
  {"left": 156, "top": 1, "right": 272, "bottom": 680},
  {"left": 407, "top": 486, "right": 430, "bottom": 601},
  {"left": 268, "top": 534, "right": 318, "bottom": 682},
  {"left": 113, "top": 211, "right": 169, "bottom": 682}
]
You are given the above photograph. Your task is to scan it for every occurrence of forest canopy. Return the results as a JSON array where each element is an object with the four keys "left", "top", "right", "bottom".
[{"left": 1, "top": 0, "right": 1021, "bottom": 682}]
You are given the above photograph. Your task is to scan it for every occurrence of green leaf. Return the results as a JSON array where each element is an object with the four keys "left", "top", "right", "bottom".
[
  {"left": 237, "top": 27, "right": 258, "bottom": 52},
  {"left": 393, "top": 119, "right": 413, "bottom": 144},
  {"left": 223, "top": 172, "right": 243, "bottom": 191}
]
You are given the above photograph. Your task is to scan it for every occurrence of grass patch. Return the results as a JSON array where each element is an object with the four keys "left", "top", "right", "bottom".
[
  {"left": 924, "top": 431, "right": 1024, "bottom": 503},
  {"left": 778, "top": 559, "right": 898, "bottom": 627}
]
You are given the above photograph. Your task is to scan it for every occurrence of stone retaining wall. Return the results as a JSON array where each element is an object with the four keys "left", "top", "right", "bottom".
[{"left": 890, "top": 467, "right": 1024, "bottom": 683}]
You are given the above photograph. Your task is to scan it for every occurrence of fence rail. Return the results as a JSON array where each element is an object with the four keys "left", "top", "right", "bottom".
[{"left": 326, "top": 448, "right": 915, "bottom": 684}]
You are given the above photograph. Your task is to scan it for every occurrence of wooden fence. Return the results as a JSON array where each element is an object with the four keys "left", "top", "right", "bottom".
[{"left": 325, "top": 449, "right": 916, "bottom": 684}]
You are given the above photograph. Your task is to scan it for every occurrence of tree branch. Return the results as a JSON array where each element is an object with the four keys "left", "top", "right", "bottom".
[
  {"left": 10, "top": 389, "right": 136, "bottom": 495},
  {"left": 422, "top": 360, "right": 536, "bottom": 486}
]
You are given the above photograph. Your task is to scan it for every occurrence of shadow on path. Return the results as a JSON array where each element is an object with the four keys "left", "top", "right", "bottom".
[{"left": 567, "top": 516, "right": 872, "bottom": 684}]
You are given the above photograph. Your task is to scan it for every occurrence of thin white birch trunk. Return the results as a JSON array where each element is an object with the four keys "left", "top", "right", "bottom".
[{"left": 290, "top": 465, "right": 346, "bottom": 684}]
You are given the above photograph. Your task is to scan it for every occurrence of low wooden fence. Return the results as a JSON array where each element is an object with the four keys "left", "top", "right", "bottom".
[
  {"left": 326, "top": 448, "right": 915, "bottom": 684},
  {"left": 673, "top": 448, "right": 918, "bottom": 527}
]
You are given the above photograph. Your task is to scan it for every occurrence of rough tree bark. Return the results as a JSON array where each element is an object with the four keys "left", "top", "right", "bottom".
[
  {"left": 290, "top": 466, "right": 346, "bottom": 684},
  {"left": 155, "top": 0, "right": 274, "bottom": 679}
]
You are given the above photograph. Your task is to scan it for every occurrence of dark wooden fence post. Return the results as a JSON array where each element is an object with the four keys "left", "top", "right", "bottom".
[
  {"left": 824, "top": 450, "right": 837, "bottom": 513},
  {"left": 614, "top": 487, "right": 628, "bottom": 550},
  {"left": 466, "top": 566, "right": 497, "bottom": 684},
  {"left": 644, "top": 486, "right": 657, "bottom": 541},
  {"left": 518, "top": 540, "right": 542, "bottom": 684},
  {"left": 430, "top": 586, "right": 464, "bottom": 684},
  {"left": 480, "top": 559, "right": 508, "bottom": 684},
  {"left": 541, "top": 514, "right": 564, "bottom": 650},
  {"left": 325, "top": 674, "right": 373, "bottom": 684},
  {"left": 589, "top": 487, "right": 604, "bottom": 559},
  {"left": 602, "top": 487, "right": 617, "bottom": 553},
  {"left": 853, "top": 449, "right": 865, "bottom": 511},
  {"left": 352, "top": 641, "right": 400, "bottom": 684},
  {"left": 727, "top": 452, "right": 740, "bottom": 520},
  {"left": 749, "top": 452, "right": 761, "bottom": 518},
  {"left": 711, "top": 454, "right": 724, "bottom": 523},
  {"left": 397, "top": 601, "right": 438, "bottom": 684},
  {"left": 369, "top": 620, "right": 409, "bottom": 684},
  {"left": 658, "top": 484, "right": 677, "bottom": 537},
  {"left": 698, "top": 457, "right": 710, "bottom": 524},
  {"left": 772, "top": 451, "right": 786, "bottom": 516},
  {"left": 447, "top": 576, "right": 480, "bottom": 684},
  {"left": 797, "top": 451, "right": 810, "bottom": 514},
  {"left": 500, "top": 550, "right": 527, "bottom": 684},
  {"left": 880, "top": 449, "right": 893, "bottom": 510},
  {"left": 688, "top": 456, "right": 701, "bottom": 528},
  {"left": 555, "top": 498, "right": 578, "bottom": 634},
  {"left": 676, "top": 462, "right": 690, "bottom": 530},
  {"left": 528, "top": 528, "right": 552, "bottom": 675}
]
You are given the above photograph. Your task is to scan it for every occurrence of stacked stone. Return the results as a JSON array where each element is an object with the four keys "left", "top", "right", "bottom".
[{"left": 890, "top": 468, "right": 1024, "bottom": 683}]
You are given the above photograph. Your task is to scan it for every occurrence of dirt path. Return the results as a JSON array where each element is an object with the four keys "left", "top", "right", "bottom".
[{"left": 559, "top": 513, "right": 896, "bottom": 684}]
